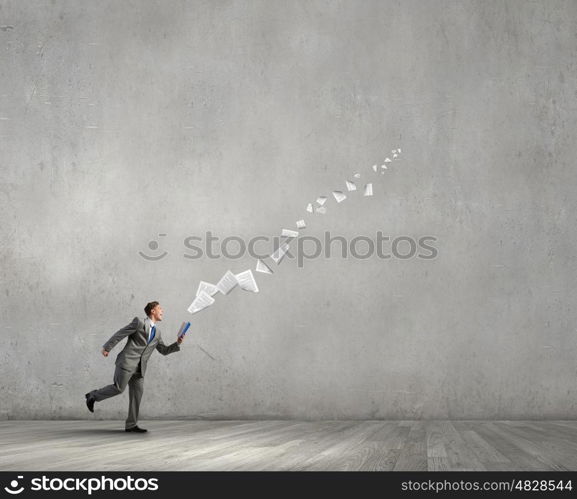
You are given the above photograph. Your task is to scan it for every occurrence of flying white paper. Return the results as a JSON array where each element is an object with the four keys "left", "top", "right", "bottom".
[
  {"left": 281, "top": 229, "right": 299, "bottom": 238},
  {"left": 316, "top": 206, "right": 327, "bottom": 214},
  {"left": 235, "top": 269, "right": 259, "bottom": 293},
  {"left": 384, "top": 157, "right": 392, "bottom": 163},
  {"left": 316, "top": 196, "right": 327, "bottom": 206},
  {"left": 256, "top": 259, "right": 274, "bottom": 274},
  {"left": 296, "top": 219, "right": 306, "bottom": 229},
  {"left": 270, "top": 242, "right": 291, "bottom": 264},
  {"left": 346, "top": 181, "right": 357, "bottom": 191},
  {"left": 332, "top": 191, "right": 347, "bottom": 203},
  {"left": 353, "top": 173, "right": 361, "bottom": 178},
  {"left": 187, "top": 291, "right": 215, "bottom": 314},
  {"left": 196, "top": 281, "right": 218, "bottom": 297},
  {"left": 306, "top": 203, "right": 313, "bottom": 213},
  {"left": 364, "top": 183, "right": 373, "bottom": 196},
  {"left": 372, "top": 164, "right": 378, "bottom": 172},
  {"left": 216, "top": 270, "right": 239, "bottom": 295}
]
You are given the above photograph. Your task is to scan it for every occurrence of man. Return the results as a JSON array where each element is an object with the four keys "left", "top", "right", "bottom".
[{"left": 85, "top": 301, "right": 185, "bottom": 433}]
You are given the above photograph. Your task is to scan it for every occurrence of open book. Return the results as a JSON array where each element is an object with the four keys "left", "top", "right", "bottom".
[{"left": 177, "top": 321, "right": 191, "bottom": 338}]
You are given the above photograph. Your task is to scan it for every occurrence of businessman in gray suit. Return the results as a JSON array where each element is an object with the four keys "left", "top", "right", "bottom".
[{"left": 85, "top": 301, "right": 185, "bottom": 433}]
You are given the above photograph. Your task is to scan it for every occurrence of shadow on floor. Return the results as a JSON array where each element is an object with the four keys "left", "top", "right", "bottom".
[{"left": 60, "top": 428, "right": 134, "bottom": 436}]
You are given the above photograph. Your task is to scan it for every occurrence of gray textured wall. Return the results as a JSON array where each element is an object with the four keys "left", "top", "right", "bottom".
[{"left": 1, "top": 0, "right": 576, "bottom": 420}]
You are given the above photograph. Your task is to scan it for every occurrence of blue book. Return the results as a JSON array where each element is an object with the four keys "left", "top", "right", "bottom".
[{"left": 178, "top": 321, "right": 191, "bottom": 338}]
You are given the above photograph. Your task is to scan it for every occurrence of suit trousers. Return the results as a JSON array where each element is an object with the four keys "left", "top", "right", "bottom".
[{"left": 89, "top": 361, "right": 144, "bottom": 429}]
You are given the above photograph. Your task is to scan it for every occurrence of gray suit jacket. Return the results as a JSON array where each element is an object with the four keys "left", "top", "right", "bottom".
[{"left": 102, "top": 317, "right": 180, "bottom": 376}]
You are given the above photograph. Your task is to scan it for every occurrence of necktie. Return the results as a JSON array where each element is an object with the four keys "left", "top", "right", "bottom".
[{"left": 148, "top": 325, "right": 156, "bottom": 344}]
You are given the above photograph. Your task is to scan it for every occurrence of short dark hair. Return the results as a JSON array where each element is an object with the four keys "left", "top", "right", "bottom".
[{"left": 144, "top": 301, "right": 159, "bottom": 317}]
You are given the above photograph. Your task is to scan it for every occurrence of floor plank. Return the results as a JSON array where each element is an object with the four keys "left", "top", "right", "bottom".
[{"left": 0, "top": 420, "right": 576, "bottom": 471}]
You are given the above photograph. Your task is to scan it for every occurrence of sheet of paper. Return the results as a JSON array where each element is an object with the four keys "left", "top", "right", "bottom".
[
  {"left": 256, "top": 259, "right": 273, "bottom": 274},
  {"left": 235, "top": 269, "right": 259, "bottom": 293},
  {"left": 316, "top": 206, "right": 327, "bottom": 214},
  {"left": 281, "top": 228, "right": 299, "bottom": 238},
  {"left": 332, "top": 191, "right": 347, "bottom": 203},
  {"left": 372, "top": 164, "right": 378, "bottom": 172},
  {"left": 296, "top": 219, "right": 306, "bottom": 229},
  {"left": 196, "top": 280, "right": 218, "bottom": 297},
  {"left": 216, "top": 270, "right": 239, "bottom": 295},
  {"left": 270, "top": 242, "right": 290, "bottom": 264},
  {"left": 384, "top": 157, "right": 392, "bottom": 163},
  {"left": 306, "top": 203, "right": 313, "bottom": 213},
  {"left": 187, "top": 291, "right": 215, "bottom": 314},
  {"left": 346, "top": 180, "right": 357, "bottom": 191},
  {"left": 353, "top": 173, "right": 361, "bottom": 178},
  {"left": 364, "top": 183, "right": 373, "bottom": 196},
  {"left": 316, "top": 196, "right": 327, "bottom": 206},
  {"left": 381, "top": 164, "right": 387, "bottom": 170}
]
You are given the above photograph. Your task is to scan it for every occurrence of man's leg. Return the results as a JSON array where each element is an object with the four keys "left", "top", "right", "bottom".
[
  {"left": 88, "top": 365, "right": 132, "bottom": 402},
  {"left": 125, "top": 363, "right": 144, "bottom": 430}
]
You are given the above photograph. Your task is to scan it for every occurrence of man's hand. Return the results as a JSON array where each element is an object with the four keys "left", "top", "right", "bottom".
[
  {"left": 101, "top": 349, "right": 109, "bottom": 357},
  {"left": 177, "top": 335, "right": 185, "bottom": 345}
]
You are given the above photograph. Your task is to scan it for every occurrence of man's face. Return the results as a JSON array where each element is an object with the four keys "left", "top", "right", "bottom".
[{"left": 151, "top": 304, "right": 164, "bottom": 322}]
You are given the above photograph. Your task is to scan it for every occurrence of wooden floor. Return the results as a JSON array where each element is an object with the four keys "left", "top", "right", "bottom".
[{"left": 1, "top": 420, "right": 577, "bottom": 471}]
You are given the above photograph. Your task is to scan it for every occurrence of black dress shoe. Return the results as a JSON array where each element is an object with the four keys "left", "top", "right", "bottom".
[
  {"left": 125, "top": 426, "right": 148, "bottom": 433},
  {"left": 85, "top": 393, "right": 95, "bottom": 413}
]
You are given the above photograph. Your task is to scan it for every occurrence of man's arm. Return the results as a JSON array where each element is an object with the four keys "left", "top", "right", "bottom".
[
  {"left": 155, "top": 331, "right": 181, "bottom": 356},
  {"left": 102, "top": 317, "right": 139, "bottom": 354}
]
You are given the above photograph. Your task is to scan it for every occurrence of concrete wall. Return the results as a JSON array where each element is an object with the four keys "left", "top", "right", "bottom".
[{"left": 1, "top": 0, "right": 576, "bottom": 420}]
